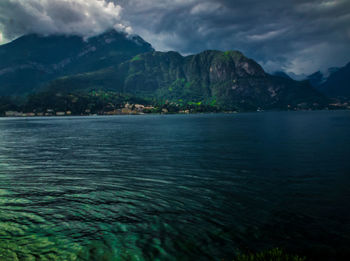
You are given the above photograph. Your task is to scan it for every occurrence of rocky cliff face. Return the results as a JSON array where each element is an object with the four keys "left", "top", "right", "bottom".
[
  {"left": 47, "top": 49, "right": 326, "bottom": 110},
  {"left": 117, "top": 50, "right": 325, "bottom": 109}
]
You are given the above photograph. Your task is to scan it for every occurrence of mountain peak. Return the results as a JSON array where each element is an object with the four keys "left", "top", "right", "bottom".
[
  {"left": 318, "top": 62, "right": 350, "bottom": 97},
  {"left": 87, "top": 29, "right": 153, "bottom": 50},
  {"left": 0, "top": 30, "right": 154, "bottom": 96}
]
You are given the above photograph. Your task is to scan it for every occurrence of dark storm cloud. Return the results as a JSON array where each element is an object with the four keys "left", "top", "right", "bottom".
[
  {"left": 117, "top": 0, "right": 350, "bottom": 75},
  {"left": 0, "top": 0, "right": 349, "bottom": 75}
]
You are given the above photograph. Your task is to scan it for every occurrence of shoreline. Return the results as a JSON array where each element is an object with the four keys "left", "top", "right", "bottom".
[{"left": 1, "top": 109, "right": 349, "bottom": 119}]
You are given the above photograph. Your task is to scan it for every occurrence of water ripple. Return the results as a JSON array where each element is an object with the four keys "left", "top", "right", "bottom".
[{"left": 0, "top": 112, "right": 350, "bottom": 260}]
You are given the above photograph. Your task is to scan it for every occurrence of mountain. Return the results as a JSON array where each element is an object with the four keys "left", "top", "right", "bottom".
[
  {"left": 318, "top": 63, "right": 350, "bottom": 97},
  {"left": 273, "top": 71, "right": 292, "bottom": 80},
  {"left": 0, "top": 30, "right": 153, "bottom": 96},
  {"left": 0, "top": 31, "right": 328, "bottom": 111},
  {"left": 46, "top": 50, "right": 326, "bottom": 110},
  {"left": 287, "top": 72, "right": 308, "bottom": 81},
  {"left": 307, "top": 71, "right": 325, "bottom": 88},
  {"left": 307, "top": 67, "right": 340, "bottom": 87},
  {"left": 306, "top": 65, "right": 350, "bottom": 98}
]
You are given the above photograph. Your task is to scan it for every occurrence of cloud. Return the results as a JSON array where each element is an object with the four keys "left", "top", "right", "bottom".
[
  {"left": 1, "top": 0, "right": 350, "bottom": 75},
  {"left": 247, "top": 29, "right": 287, "bottom": 42},
  {"left": 116, "top": 0, "right": 350, "bottom": 75},
  {"left": 0, "top": 0, "right": 127, "bottom": 39}
]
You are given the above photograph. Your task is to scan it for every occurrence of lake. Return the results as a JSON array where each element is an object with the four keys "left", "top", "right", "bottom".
[{"left": 0, "top": 111, "right": 349, "bottom": 260}]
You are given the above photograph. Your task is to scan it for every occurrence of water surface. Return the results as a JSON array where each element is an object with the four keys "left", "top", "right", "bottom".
[{"left": 0, "top": 111, "right": 350, "bottom": 260}]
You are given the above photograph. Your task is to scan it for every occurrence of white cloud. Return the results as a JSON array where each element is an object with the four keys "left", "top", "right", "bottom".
[
  {"left": 259, "top": 60, "right": 285, "bottom": 74},
  {"left": 247, "top": 29, "right": 286, "bottom": 41},
  {"left": 1, "top": 0, "right": 350, "bottom": 74},
  {"left": 190, "top": 2, "right": 222, "bottom": 15},
  {"left": 117, "top": 0, "right": 350, "bottom": 74},
  {"left": 284, "top": 42, "right": 350, "bottom": 75},
  {"left": 0, "top": 0, "right": 129, "bottom": 39},
  {"left": 114, "top": 23, "right": 133, "bottom": 34}
]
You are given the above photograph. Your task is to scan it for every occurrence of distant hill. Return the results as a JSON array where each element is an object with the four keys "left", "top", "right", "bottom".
[
  {"left": 319, "top": 63, "right": 350, "bottom": 97},
  {"left": 307, "top": 71, "right": 325, "bottom": 88},
  {"left": 0, "top": 30, "right": 153, "bottom": 96},
  {"left": 307, "top": 67, "right": 340, "bottom": 88},
  {"left": 273, "top": 71, "right": 292, "bottom": 80},
  {"left": 307, "top": 65, "right": 350, "bottom": 98},
  {"left": 46, "top": 50, "right": 327, "bottom": 110}
]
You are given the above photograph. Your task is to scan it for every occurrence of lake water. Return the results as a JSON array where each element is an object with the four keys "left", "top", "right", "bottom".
[{"left": 0, "top": 111, "right": 349, "bottom": 261}]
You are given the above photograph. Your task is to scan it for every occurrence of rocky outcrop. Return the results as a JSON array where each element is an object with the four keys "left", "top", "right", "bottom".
[{"left": 47, "top": 50, "right": 327, "bottom": 110}]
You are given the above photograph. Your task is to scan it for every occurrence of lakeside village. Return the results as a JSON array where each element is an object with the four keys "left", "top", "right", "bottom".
[
  {"left": 3, "top": 101, "right": 350, "bottom": 117},
  {"left": 1, "top": 90, "right": 349, "bottom": 117},
  {"left": 3, "top": 103, "right": 193, "bottom": 117},
  {"left": 0, "top": 90, "right": 213, "bottom": 117}
]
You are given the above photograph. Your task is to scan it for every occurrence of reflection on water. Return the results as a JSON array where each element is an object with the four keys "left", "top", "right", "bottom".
[{"left": 0, "top": 112, "right": 350, "bottom": 260}]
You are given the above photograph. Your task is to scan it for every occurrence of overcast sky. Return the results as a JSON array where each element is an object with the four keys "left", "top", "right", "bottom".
[{"left": 0, "top": 0, "right": 349, "bottom": 75}]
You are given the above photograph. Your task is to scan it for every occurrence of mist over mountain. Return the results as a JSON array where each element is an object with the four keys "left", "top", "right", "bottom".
[
  {"left": 272, "top": 71, "right": 292, "bottom": 80},
  {"left": 318, "top": 63, "right": 350, "bottom": 97},
  {"left": 305, "top": 65, "right": 349, "bottom": 98},
  {"left": 307, "top": 71, "right": 326, "bottom": 88}
]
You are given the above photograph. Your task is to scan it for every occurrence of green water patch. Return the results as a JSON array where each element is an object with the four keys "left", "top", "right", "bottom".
[{"left": 0, "top": 233, "right": 81, "bottom": 260}]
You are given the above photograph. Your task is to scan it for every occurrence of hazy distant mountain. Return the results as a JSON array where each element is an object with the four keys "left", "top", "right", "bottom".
[
  {"left": 46, "top": 50, "right": 326, "bottom": 110},
  {"left": 286, "top": 72, "right": 308, "bottom": 81},
  {"left": 317, "top": 63, "right": 350, "bottom": 97},
  {"left": 273, "top": 71, "right": 292, "bottom": 80},
  {"left": 0, "top": 30, "right": 153, "bottom": 96},
  {"left": 307, "top": 67, "right": 340, "bottom": 88},
  {"left": 307, "top": 71, "right": 325, "bottom": 88}
]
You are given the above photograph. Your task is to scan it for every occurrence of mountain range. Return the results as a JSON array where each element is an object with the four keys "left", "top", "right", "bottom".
[
  {"left": 307, "top": 64, "right": 350, "bottom": 98},
  {"left": 0, "top": 30, "right": 153, "bottom": 96},
  {"left": 0, "top": 29, "right": 347, "bottom": 112},
  {"left": 274, "top": 64, "right": 349, "bottom": 99},
  {"left": 47, "top": 49, "right": 325, "bottom": 110}
]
